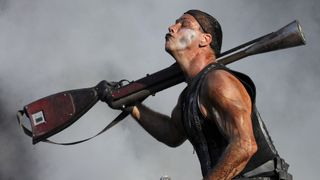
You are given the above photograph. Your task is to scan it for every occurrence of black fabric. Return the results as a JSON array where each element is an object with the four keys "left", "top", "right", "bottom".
[
  {"left": 17, "top": 110, "right": 129, "bottom": 145},
  {"left": 181, "top": 63, "right": 279, "bottom": 177}
]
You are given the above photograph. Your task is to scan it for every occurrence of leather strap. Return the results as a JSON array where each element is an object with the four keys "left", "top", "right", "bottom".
[{"left": 17, "top": 110, "right": 129, "bottom": 145}]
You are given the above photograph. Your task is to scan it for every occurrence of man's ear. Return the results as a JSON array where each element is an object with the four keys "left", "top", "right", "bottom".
[{"left": 199, "top": 33, "right": 212, "bottom": 47}]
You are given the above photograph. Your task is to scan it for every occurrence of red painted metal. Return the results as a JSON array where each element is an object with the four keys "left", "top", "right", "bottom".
[{"left": 25, "top": 93, "right": 75, "bottom": 140}]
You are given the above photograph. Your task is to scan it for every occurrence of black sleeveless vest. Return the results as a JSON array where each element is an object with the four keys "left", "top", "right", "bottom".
[{"left": 181, "top": 63, "right": 278, "bottom": 177}]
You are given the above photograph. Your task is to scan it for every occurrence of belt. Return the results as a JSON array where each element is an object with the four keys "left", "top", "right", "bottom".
[
  {"left": 234, "top": 156, "right": 292, "bottom": 180},
  {"left": 234, "top": 177, "right": 276, "bottom": 180}
]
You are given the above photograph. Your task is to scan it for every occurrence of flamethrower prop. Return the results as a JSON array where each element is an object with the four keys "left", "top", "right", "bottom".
[{"left": 17, "top": 20, "right": 306, "bottom": 145}]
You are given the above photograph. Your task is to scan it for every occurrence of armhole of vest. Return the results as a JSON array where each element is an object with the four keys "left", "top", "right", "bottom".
[
  {"left": 195, "top": 65, "right": 256, "bottom": 120},
  {"left": 227, "top": 69, "right": 257, "bottom": 104},
  {"left": 197, "top": 94, "right": 207, "bottom": 120},
  {"left": 196, "top": 68, "right": 214, "bottom": 121},
  {"left": 195, "top": 64, "right": 225, "bottom": 121}
]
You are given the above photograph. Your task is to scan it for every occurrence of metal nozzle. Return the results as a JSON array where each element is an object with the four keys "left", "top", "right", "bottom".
[{"left": 160, "top": 175, "right": 171, "bottom": 180}]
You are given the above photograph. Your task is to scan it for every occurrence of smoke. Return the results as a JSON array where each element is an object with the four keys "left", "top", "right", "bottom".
[
  {"left": 229, "top": 1, "right": 320, "bottom": 179},
  {"left": 0, "top": 84, "right": 39, "bottom": 179},
  {"left": 0, "top": 0, "right": 319, "bottom": 179}
]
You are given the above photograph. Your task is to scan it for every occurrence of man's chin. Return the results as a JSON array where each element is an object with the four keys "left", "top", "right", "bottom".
[{"left": 165, "top": 46, "right": 174, "bottom": 56}]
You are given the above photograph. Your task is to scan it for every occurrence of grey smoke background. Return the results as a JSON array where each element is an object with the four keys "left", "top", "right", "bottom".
[{"left": 0, "top": 0, "right": 318, "bottom": 179}]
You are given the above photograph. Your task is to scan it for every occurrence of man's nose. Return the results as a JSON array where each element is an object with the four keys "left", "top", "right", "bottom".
[{"left": 168, "top": 24, "right": 179, "bottom": 33}]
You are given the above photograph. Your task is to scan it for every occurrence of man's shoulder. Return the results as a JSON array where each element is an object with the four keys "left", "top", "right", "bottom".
[
  {"left": 205, "top": 65, "right": 256, "bottom": 103},
  {"left": 204, "top": 69, "right": 242, "bottom": 90},
  {"left": 201, "top": 68, "right": 251, "bottom": 105}
]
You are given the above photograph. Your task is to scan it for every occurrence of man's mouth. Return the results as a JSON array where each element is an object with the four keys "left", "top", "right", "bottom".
[{"left": 165, "top": 33, "right": 173, "bottom": 41}]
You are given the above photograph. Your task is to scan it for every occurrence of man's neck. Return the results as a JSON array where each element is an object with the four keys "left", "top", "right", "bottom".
[{"left": 174, "top": 49, "right": 216, "bottom": 80}]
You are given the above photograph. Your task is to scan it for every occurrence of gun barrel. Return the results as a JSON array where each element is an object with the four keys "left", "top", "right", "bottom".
[
  {"left": 245, "top": 20, "right": 306, "bottom": 55},
  {"left": 110, "top": 20, "right": 306, "bottom": 108},
  {"left": 218, "top": 20, "right": 306, "bottom": 65}
]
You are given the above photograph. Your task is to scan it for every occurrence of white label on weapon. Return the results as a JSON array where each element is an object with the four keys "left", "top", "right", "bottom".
[{"left": 32, "top": 111, "right": 46, "bottom": 126}]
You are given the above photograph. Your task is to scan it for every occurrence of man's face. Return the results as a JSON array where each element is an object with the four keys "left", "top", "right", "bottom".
[{"left": 165, "top": 14, "right": 203, "bottom": 54}]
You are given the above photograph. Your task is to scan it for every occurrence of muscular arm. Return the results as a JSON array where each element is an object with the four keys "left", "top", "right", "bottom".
[
  {"left": 200, "top": 70, "right": 258, "bottom": 180},
  {"left": 131, "top": 96, "right": 187, "bottom": 147}
]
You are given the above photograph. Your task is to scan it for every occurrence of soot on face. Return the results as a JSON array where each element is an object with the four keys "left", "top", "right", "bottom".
[{"left": 177, "top": 29, "right": 196, "bottom": 50}]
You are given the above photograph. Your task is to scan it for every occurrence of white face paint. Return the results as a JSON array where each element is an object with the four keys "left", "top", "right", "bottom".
[{"left": 176, "top": 29, "right": 197, "bottom": 50}]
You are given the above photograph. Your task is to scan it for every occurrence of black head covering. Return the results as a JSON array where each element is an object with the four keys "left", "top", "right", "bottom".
[{"left": 185, "top": 10, "right": 223, "bottom": 56}]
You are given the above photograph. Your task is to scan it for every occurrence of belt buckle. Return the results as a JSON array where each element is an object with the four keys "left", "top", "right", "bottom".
[{"left": 243, "top": 159, "right": 275, "bottom": 177}]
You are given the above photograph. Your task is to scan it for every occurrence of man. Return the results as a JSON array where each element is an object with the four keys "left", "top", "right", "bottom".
[{"left": 130, "top": 10, "right": 291, "bottom": 180}]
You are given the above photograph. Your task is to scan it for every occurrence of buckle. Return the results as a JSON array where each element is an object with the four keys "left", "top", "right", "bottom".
[{"left": 243, "top": 159, "right": 275, "bottom": 177}]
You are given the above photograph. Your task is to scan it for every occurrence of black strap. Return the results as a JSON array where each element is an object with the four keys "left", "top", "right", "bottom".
[
  {"left": 17, "top": 110, "right": 129, "bottom": 145},
  {"left": 17, "top": 110, "right": 33, "bottom": 137}
]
